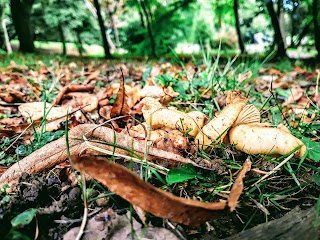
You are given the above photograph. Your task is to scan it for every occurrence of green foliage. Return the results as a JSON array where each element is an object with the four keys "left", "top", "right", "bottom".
[
  {"left": 4, "top": 230, "right": 31, "bottom": 240},
  {"left": 166, "top": 164, "right": 204, "bottom": 185},
  {"left": 32, "top": 0, "right": 100, "bottom": 45},
  {"left": 11, "top": 209, "right": 37, "bottom": 228},
  {"left": 15, "top": 130, "right": 65, "bottom": 157},
  {"left": 301, "top": 137, "right": 320, "bottom": 162},
  {"left": 121, "top": 0, "right": 195, "bottom": 55},
  {"left": 156, "top": 74, "right": 191, "bottom": 100}
]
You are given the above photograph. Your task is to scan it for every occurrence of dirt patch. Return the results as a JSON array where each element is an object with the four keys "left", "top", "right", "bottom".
[{"left": 0, "top": 169, "right": 83, "bottom": 239}]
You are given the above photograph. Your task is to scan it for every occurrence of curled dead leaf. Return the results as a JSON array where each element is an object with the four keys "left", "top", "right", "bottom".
[
  {"left": 71, "top": 156, "right": 227, "bottom": 226},
  {"left": 282, "top": 86, "right": 304, "bottom": 107},
  {"left": 54, "top": 84, "right": 95, "bottom": 105},
  {"left": 228, "top": 158, "right": 252, "bottom": 211},
  {"left": 110, "top": 75, "right": 130, "bottom": 119}
]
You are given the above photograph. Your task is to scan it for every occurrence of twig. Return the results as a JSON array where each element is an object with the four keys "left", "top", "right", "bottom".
[
  {"left": 54, "top": 208, "right": 102, "bottom": 224},
  {"left": 250, "top": 152, "right": 295, "bottom": 187},
  {"left": 75, "top": 174, "right": 88, "bottom": 240}
]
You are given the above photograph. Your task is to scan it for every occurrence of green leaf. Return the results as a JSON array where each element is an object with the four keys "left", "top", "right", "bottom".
[
  {"left": 271, "top": 107, "right": 282, "bottom": 125},
  {"left": 11, "top": 209, "right": 37, "bottom": 228},
  {"left": 166, "top": 164, "right": 203, "bottom": 185},
  {"left": 174, "top": 81, "right": 190, "bottom": 100},
  {"left": 301, "top": 137, "right": 320, "bottom": 162},
  {"left": 5, "top": 229, "right": 32, "bottom": 240},
  {"left": 313, "top": 174, "right": 320, "bottom": 186},
  {"left": 142, "top": 66, "right": 152, "bottom": 84}
]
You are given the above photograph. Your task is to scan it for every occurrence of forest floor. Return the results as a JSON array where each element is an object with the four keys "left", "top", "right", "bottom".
[{"left": 0, "top": 54, "right": 319, "bottom": 239}]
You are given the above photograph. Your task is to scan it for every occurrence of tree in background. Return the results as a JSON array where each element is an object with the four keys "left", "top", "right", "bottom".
[
  {"left": 136, "top": 0, "right": 156, "bottom": 57},
  {"left": 233, "top": 0, "right": 245, "bottom": 53},
  {"left": 313, "top": 0, "right": 320, "bottom": 60},
  {"left": 93, "top": 0, "right": 111, "bottom": 59},
  {"left": 32, "top": 0, "right": 101, "bottom": 56},
  {"left": 265, "top": 0, "right": 287, "bottom": 58},
  {"left": 10, "top": 0, "right": 35, "bottom": 53}
]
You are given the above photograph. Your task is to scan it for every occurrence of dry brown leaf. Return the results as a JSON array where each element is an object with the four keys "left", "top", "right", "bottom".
[
  {"left": 228, "top": 158, "right": 252, "bottom": 211},
  {"left": 0, "top": 117, "right": 24, "bottom": 126},
  {"left": 282, "top": 86, "right": 304, "bottom": 106},
  {"left": 54, "top": 85, "right": 95, "bottom": 105},
  {"left": 71, "top": 156, "right": 227, "bottom": 226},
  {"left": 237, "top": 70, "right": 252, "bottom": 82},
  {"left": 110, "top": 75, "right": 130, "bottom": 119},
  {"left": 82, "top": 96, "right": 99, "bottom": 112},
  {"left": 18, "top": 102, "right": 70, "bottom": 121},
  {"left": 84, "top": 69, "right": 100, "bottom": 84}
]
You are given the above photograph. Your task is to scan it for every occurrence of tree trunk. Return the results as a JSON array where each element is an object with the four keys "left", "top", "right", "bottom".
[
  {"left": 107, "top": 7, "right": 120, "bottom": 47},
  {"left": 313, "top": 0, "right": 320, "bottom": 60},
  {"left": 216, "top": 0, "right": 223, "bottom": 29},
  {"left": 76, "top": 31, "right": 84, "bottom": 57},
  {"left": 136, "top": 2, "right": 145, "bottom": 28},
  {"left": 58, "top": 23, "right": 66, "bottom": 56},
  {"left": 276, "top": 0, "right": 287, "bottom": 48},
  {"left": 93, "top": 0, "right": 111, "bottom": 59},
  {"left": 10, "top": 0, "right": 35, "bottom": 53},
  {"left": 265, "top": 0, "right": 287, "bottom": 58},
  {"left": 139, "top": 0, "right": 156, "bottom": 57},
  {"left": 2, "top": 19, "right": 13, "bottom": 53},
  {"left": 293, "top": 19, "right": 312, "bottom": 47},
  {"left": 233, "top": 0, "right": 245, "bottom": 53}
]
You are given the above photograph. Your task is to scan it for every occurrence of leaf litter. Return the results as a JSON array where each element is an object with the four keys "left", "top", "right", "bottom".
[{"left": 0, "top": 59, "right": 319, "bottom": 239}]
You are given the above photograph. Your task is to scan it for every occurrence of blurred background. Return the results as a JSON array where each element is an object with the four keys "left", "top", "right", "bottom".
[{"left": 1, "top": 0, "right": 319, "bottom": 60}]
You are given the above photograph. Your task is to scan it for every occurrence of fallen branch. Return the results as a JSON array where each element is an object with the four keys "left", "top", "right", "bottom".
[{"left": 0, "top": 124, "right": 206, "bottom": 188}]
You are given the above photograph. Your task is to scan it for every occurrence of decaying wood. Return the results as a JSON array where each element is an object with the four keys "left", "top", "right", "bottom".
[
  {"left": 72, "top": 156, "right": 228, "bottom": 226},
  {"left": 0, "top": 124, "right": 204, "bottom": 188},
  {"left": 223, "top": 206, "right": 319, "bottom": 240}
]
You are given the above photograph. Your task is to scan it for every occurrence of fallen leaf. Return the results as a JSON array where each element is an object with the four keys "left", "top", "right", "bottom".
[
  {"left": 237, "top": 70, "right": 252, "bottom": 82},
  {"left": 84, "top": 69, "right": 101, "bottom": 84},
  {"left": 54, "top": 85, "right": 95, "bottom": 105},
  {"left": 71, "top": 156, "right": 227, "bottom": 226},
  {"left": 110, "top": 73, "right": 130, "bottom": 119},
  {"left": 18, "top": 102, "right": 70, "bottom": 121},
  {"left": 282, "top": 86, "right": 304, "bottom": 106},
  {"left": 228, "top": 158, "right": 252, "bottom": 211}
]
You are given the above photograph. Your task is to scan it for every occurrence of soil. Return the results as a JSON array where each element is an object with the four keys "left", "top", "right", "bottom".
[{"left": 0, "top": 169, "right": 84, "bottom": 239}]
